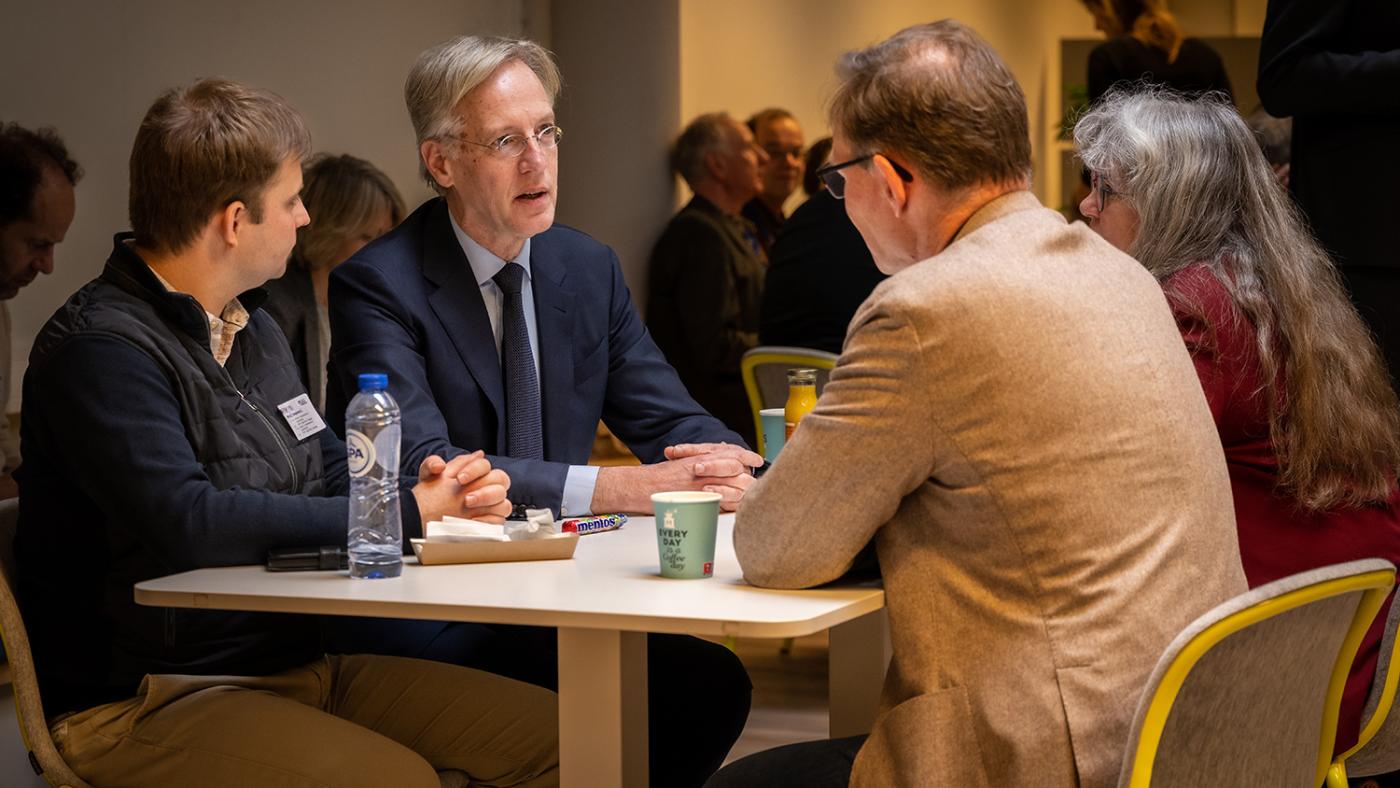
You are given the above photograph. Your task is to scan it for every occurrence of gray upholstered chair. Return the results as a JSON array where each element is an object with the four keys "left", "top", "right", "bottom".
[
  {"left": 0, "top": 498, "right": 91, "bottom": 788},
  {"left": 1118, "top": 558, "right": 1396, "bottom": 788},
  {"left": 1330, "top": 593, "right": 1400, "bottom": 786}
]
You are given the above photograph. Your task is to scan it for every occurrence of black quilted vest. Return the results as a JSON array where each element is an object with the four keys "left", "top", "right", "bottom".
[{"left": 17, "top": 236, "right": 331, "bottom": 716}]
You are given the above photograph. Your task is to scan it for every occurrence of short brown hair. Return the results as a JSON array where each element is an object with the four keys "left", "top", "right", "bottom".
[
  {"left": 745, "top": 107, "right": 795, "bottom": 136},
  {"left": 829, "top": 20, "right": 1030, "bottom": 190},
  {"left": 292, "top": 154, "right": 405, "bottom": 270},
  {"left": 129, "top": 78, "right": 312, "bottom": 254}
]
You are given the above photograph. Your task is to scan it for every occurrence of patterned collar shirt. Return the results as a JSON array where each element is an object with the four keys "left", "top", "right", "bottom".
[{"left": 146, "top": 265, "right": 250, "bottom": 366}]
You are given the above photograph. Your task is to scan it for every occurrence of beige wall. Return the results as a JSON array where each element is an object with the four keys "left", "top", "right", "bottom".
[
  {"left": 680, "top": 0, "right": 1094, "bottom": 213},
  {"left": 0, "top": 0, "right": 527, "bottom": 407},
  {"left": 550, "top": 0, "right": 680, "bottom": 306},
  {"left": 678, "top": 0, "right": 1261, "bottom": 216}
]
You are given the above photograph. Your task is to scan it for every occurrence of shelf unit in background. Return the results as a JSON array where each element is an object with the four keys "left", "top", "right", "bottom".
[{"left": 1044, "top": 36, "right": 1262, "bottom": 217}]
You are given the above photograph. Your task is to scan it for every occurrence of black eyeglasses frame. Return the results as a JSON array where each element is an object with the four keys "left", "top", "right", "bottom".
[{"left": 815, "top": 153, "right": 914, "bottom": 199}]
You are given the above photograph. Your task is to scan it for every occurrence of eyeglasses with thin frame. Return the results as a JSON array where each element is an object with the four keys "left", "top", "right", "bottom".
[
  {"left": 451, "top": 124, "right": 564, "bottom": 158},
  {"left": 1090, "top": 171, "right": 1128, "bottom": 213},
  {"left": 815, "top": 153, "right": 913, "bottom": 199}
]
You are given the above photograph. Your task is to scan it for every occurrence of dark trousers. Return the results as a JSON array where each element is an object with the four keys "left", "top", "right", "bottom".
[
  {"left": 704, "top": 735, "right": 866, "bottom": 787},
  {"left": 323, "top": 617, "right": 752, "bottom": 788},
  {"left": 1339, "top": 267, "right": 1400, "bottom": 394}
]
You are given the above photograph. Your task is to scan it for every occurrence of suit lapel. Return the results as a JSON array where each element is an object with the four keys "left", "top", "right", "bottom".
[
  {"left": 421, "top": 202, "right": 506, "bottom": 429},
  {"left": 531, "top": 233, "right": 574, "bottom": 458}
]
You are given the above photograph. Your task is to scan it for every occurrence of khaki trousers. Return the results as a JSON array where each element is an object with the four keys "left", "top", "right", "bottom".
[{"left": 51, "top": 654, "right": 559, "bottom": 787}]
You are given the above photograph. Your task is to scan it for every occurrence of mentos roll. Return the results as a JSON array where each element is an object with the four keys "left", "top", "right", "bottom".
[{"left": 560, "top": 513, "right": 628, "bottom": 535}]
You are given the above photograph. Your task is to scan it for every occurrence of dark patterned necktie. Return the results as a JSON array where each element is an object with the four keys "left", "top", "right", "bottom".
[{"left": 492, "top": 262, "right": 544, "bottom": 460}]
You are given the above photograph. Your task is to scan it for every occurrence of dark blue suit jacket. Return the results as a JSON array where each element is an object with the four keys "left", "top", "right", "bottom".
[{"left": 326, "top": 198, "right": 742, "bottom": 512}]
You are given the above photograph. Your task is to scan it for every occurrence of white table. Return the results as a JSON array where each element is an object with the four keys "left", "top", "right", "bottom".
[{"left": 135, "top": 514, "right": 888, "bottom": 787}]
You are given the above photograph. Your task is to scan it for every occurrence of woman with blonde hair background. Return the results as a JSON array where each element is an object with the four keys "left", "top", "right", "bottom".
[
  {"left": 263, "top": 153, "right": 404, "bottom": 412},
  {"left": 1080, "top": 0, "right": 1232, "bottom": 104},
  {"left": 1075, "top": 88, "right": 1400, "bottom": 755}
]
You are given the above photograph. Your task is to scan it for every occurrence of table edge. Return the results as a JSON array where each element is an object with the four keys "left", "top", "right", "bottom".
[{"left": 133, "top": 584, "right": 886, "bottom": 639}]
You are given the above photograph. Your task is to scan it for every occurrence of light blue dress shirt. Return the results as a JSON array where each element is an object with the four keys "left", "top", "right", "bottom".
[{"left": 450, "top": 218, "right": 600, "bottom": 516}]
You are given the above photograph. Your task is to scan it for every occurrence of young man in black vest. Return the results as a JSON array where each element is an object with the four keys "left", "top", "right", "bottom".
[{"left": 15, "top": 78, "right": 560, "bottom": 787}]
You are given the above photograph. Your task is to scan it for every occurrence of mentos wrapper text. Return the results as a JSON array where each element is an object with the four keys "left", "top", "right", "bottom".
[{"left": 560, "top": 513, "right": 628, "bottom": 535}]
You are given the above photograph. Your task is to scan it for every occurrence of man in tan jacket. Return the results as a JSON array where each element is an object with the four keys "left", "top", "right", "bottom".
[{"left": 705, "top": 20, "right": 1247, "bottom": 788}]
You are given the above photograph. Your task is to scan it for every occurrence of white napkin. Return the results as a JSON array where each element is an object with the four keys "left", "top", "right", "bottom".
[
  {"left": 425, "top": 516, "right": 508, "bottom": 543},
  {"left": 504, "top": 508, "right": 560, "bottom": 541}
]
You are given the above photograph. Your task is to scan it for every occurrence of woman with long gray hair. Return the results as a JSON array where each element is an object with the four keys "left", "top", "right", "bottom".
[{"left": 1075, "top": 88, "right": 1400, "bottom": 755}]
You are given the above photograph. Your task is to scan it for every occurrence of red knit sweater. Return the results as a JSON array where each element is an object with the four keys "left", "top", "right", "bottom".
[{"left": 1165, "top": 262, "right": 1400, "bottom": 754}]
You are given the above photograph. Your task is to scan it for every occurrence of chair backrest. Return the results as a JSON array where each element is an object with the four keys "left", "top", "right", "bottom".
[
  {"left": 1118, "top": 558, "right": 1395, "bottom": 788},
  {"left": 1335, "top": 588, "right": 1400, "bottom": 778},
  {"left": 739, "top": 346, "right": 838, "bottom": 455},
  {"left": 0, "top": 498, "right": 91, "bottom": 788}
]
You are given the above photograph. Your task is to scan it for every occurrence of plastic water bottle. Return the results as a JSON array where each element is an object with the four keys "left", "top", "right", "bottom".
[{"left": 346, "top": 373, "right": 403, "bottom": 579}]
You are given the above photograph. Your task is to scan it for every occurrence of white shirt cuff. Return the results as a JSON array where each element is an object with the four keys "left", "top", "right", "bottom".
[{"left": 561, "top": 464, "right": 601, "bottom": 517}]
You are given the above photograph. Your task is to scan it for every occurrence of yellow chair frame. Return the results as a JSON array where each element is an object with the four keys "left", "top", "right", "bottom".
[
  {"left": 1328, "top": 593, "right": 1400, "bottom": 787},
  {"left": 739, "top": 347, "right": 838, "bottom": 457},
  {"left": 1124, "top": 566, "right": 1394, "bottom": 788}
]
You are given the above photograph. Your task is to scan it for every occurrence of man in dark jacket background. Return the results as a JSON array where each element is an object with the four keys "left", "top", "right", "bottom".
[{"left": 648, "top": 112, "right": 769, "bottom": 446}]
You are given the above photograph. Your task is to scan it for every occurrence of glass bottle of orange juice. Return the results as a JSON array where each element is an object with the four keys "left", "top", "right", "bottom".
[{"left": 784, "top": 369, "right": 818, "bottom": 440}]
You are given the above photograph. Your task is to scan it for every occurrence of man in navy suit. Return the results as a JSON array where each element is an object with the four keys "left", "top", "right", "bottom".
[
  {"left": 326, "top": 36, "right": 755, "bottom": 786},
  {"left": 327, "top": 41, "right": 761, "bottom": 519}
]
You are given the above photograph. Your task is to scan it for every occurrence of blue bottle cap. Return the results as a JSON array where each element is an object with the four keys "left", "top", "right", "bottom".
[{"left": 357, "top": 373, "right": 389, "bottom": 391}]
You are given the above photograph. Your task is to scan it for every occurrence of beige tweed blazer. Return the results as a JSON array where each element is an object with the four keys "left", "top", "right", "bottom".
[{"left": 734, "top": 190, "right": 1247, "bottom": 787}]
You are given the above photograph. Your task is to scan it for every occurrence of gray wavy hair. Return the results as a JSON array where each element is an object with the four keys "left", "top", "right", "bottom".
[
  {"left": 1075, "top": 88, "right": 1400, "bottom": 509},
  {"left": 405, "top": 36, "right": 561, "bottom": 193}
]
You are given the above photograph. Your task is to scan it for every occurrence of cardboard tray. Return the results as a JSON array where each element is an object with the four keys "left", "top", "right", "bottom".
[{"left": 409, "top": 533, "right": 579, "bottom": 566}]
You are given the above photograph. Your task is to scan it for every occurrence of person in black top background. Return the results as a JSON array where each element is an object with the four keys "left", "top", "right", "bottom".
[
  {"left": 1082, "top": 0, "right": 1233, "bottom": 104},
  {"left": 263, "top": 153, "right": 404, "bottom": 414},
  {"left": 1072, "top": 0, "right": 1234, "bottom": 225},
  {"left": 760, "top": 137, "right": 886, "bottom": 355},
  {"left": 1258, "top": 0, "right": 1400, "bottom": 393}
]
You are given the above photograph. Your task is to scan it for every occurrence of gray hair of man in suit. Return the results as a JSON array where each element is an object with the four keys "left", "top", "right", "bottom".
[
  {"left": 404, "top": 35, "right": 562, "bottom": 194},
  {"left": 829, "top": 20, "right": 1032, "bottom": 191}
]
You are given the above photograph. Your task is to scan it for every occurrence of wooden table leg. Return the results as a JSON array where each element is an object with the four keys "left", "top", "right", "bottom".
[
  {"left": 828, "top": 608, "right": 891, "bottom": 738},
  {"left": 558, "top": 627, "right": 649, "bottom": 787}
]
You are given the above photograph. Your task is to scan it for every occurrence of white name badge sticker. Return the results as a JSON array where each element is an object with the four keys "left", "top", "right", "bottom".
[{"left": 277, "top": 394, "right": 328, "bottom": 441}]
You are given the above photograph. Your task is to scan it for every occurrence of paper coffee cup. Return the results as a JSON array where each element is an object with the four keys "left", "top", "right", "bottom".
[
  {"left": 651, "top": 491, "right": 721, "bottom": 579},
  {"left": 760, "top": 407, "right": 786, "bottom": 461}
]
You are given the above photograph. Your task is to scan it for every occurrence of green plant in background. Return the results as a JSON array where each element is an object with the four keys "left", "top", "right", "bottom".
[{"left": 1060, "top": 83, "right": 1089, "bottom": 140}]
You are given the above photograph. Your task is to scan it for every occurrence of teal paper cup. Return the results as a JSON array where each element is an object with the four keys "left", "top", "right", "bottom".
[
  {"left": 760, "top": 407, "right": 786, "bottom": 461},
  {"left": 652, "top": 491, "right": 721, "bottom": 579}
]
